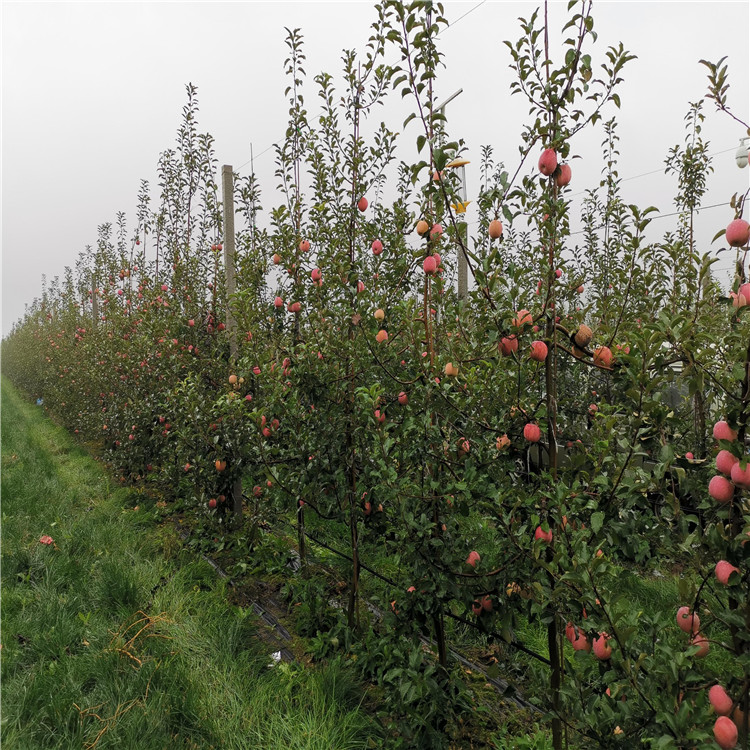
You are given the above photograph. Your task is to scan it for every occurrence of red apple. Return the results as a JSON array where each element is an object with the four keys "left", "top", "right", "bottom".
[
  {"left": 593, "top": 346, "right": 613, "bottom": 368},
  {"left": 538, "top": 148, "right": 558, "bottom": 176},
  {"left": 709, "top": 475, "right": 735, "bottom": 503},
  {"left": 676, "top": 606, "right": 700, "bottom": 634},
  {"left": 398, "top": 391, "right": 408, "bottom": 405},
  {"left": 709, "top": 685, "right": 734, "bottom": 716},
  {"left": 726, "top": 219, "right": 750, "bottom": 248},
  {"left": 555, "top": 163, "right": 572, "bottom": 187},
  {"left": 715, "top": 560, "right": 740, "bottom": 585},
  {"left": 488, "top": 219, "right": 503, "bottom": 239},
  {"left": 299, "top": 239, "right": 311, "bottom": 252},
  {"left": 731, "top": 461, "right": 750, "bottom": 489},
  {"left": 714, "top": 715, "right": 738, "bottom": 749},
  {"left": 208, "top": 498, "right": 217, "bottom": 509},
  {"left": 512, "top": 309, "right": 533, "bottom": 327},
  {"left": 372, "top": 239, "right": 383, "bottom": 255},
  {"left": 529, "top": 340, "right": 548, "bottom": 362},
  {"left": 376, "top": 329, "right": 388, "bottom": 343},
  {"left": 466, "top": 550, "right": 480, "bottom": 567},
  {"left": 593, "top": 633, "right": 612, "bottom": 660},
  {"left": 524, "top": 423, "right": 542, "bottom": 442},
  {"left": 273, "top": 296, "right": 284, "bottom": 309},
  {"left": 357, "top": 196, "right": 368, "bottom": 212},
  {"left": 499, "top": 335, "right": 519, "bottom": 356},
  {"left": 534, "top": 525, "right": 552, "bottom": 543},
  {"left": 691, "top": 633, "right": 710, "bottom": 658},
  {"left": 423, "top": 256, "right": 437, "bottom": 274},
  {"left": 714, "top": 420, "right": 738, "bottom": 442}
]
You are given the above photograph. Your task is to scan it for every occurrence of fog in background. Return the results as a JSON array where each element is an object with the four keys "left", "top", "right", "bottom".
[{"left": 3, "top": 1, "right": 749, "bottom": 336}]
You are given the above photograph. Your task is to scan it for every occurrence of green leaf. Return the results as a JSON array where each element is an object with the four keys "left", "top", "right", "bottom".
[{"left": 591, "top": 511, "right": 604, "bottom": 534}]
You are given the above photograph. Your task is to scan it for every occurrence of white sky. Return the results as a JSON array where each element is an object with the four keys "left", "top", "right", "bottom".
[{"left": 2, "top": 1, "right": 749, "bottom": 336}]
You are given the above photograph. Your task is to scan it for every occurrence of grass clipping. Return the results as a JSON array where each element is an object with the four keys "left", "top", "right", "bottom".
[{"left": 74, "top": 610, "right": 172, "bottom": 750}]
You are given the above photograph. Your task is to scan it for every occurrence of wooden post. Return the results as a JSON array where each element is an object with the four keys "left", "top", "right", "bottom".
[
  {"left": 222, "top": 165, "right": 238, "bottom": 363},
  {"left": 91, "top": 272, "right": 98, "bottom": 328},
  {"left": 457, "top": 163, "right": 469, "bottom": 300},
  {"left": 222, "top": 165, "right": 243, "bottom": 522}
]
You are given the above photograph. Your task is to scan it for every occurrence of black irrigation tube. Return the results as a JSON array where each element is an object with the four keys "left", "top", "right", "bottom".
[
  {"left": 243, "top": 496, "right": 546, "bottom": 711},
  {"left": 174, "top": 525, "right": 295, "bottom": 663}
]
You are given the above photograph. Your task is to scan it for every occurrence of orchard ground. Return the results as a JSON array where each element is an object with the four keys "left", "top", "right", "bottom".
[{"left": 0, "top": 377, "right": 380, "bottom": 750}]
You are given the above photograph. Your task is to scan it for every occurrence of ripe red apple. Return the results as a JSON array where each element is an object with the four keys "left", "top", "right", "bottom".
[
  {"left": 499, "top": 335, "right": 518, "bottom": 356},
  {"left": 398, "top": 391, "right": 408, "bottom": 405},
  {"left": 188, "top": 319, "right": 195, "bottom": 327},
  {"left": 690, "top": 633, "right": 710, "bottom": 658},
  {"left": 676, "top": 606, "right": 700, "bottom": 634},
  {"left": 272, "top": 253, "right": 281, "bottom": 264},
  {"left": 593, "top": 346, "right": 613, "bottom": 368},
  {"left": 311, "top": 268, "right": 322, "bottom": 282},
  {"left": 488, "top": 219, "right": 503, "bottom": 239},
  {"left": 534, "top": 525, "right": 552, "bottom": 543},
  {"left": 273, "top": 296, "right": 284, "bottom": 309},
  {"left": 430, "top": 223, "right": 443, "bottom": 240},
  {"left": 555, "top": 268, "right": 562, "bottom": 278},
  {"left": 481, "top": 595, "right": 492, "bottom": 612},
  {"left": 555, "top": 163, "right": 572, "bottom": 187},
  {"left": 726, "top": 219, "right": 750, "bottom": 248},
  {"left": 512, "top": 309, "right": 533, "bottom": 327},
  {"left": 466, "top": 550, "right": 480, "bottom": 567},
  {"left": 538, "top": 148, "right": 558, "bottom": 176},
  {"left": 299, "top": 239, "right": 311, "bottom": 252},
  {"left": 731, "top": 461, "right": 750, "bottom": 489},
  {"left": 715, "top": 560, "right": 740, "bottom": 585},
  {"left": 593, "top": 633, "right": 612, "bottom": 660},
  {"left": 577, "top": 285, "right": 584, "bottom": 294},
  {"left": 709, "top": 685, "right": 734, "bottom": 716},
  {"left": 423, "top": 256, "right": 437, "bottom": 274},
  {"left": 208, "top": 498, "right": 217, "bottom": 509},
  {"left": 714, "top": 420, "right": 738, "bottom": 442},
  {"left": 357, "top": 196, "right": 368, "bottom": 212},
  {"left": 529, "top": 340, "right": 548, "bottom": 361},
  {"left": 685, "top": 451, "right": 694, "bottom": 460},
  {"left": 709, "top": 475, "right": 735, "bottom": 503},
  {"left": 444, "top": 362, "right": 459, "bottom": 377},
  {"left": 372, "top": 239, "right": 383, "bottom": 255},
  {"left": 524, "top": 423, "right": 542, "bottom": 442},
  {"left": 471, "top": 600, "right": 483, "bottom": 616},
  {"left": 714, "top": 715, "right": 738, "bottom": 749},
  {"left": 376, "top": 329, "right": 388, "bottom": 343},
  {"left": 573, "top": 631, "right": 590, "bottom": 652}
]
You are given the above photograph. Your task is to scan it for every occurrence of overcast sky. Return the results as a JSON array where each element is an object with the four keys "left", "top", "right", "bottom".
[{"left": 2, "top": 1, "right": 749, "bottom": 337}]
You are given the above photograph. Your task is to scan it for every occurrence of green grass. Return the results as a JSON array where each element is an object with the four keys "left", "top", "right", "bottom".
[{"left": 0, "top": 377, "right": 380, "bottom": 750}]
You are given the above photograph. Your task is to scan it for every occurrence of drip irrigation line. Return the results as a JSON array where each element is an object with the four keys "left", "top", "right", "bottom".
[
  {"left": 249, "top": 496, "right": 551, "bottom": 667},
  {"left": 174, "top": 523, "right": 295, "bottom": 662}
]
